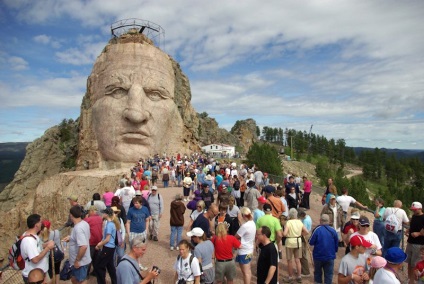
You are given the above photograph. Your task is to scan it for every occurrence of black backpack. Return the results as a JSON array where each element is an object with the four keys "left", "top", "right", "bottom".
[{"left": 177, "top": 254, "right": 203, "bottom": 275}]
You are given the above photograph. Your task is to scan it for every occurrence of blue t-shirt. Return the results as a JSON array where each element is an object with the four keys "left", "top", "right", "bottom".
[
  {"left": 104, "top": 221, "right": 116, "bottom": 248},
  {"left": 144, "top": 170, "right": 151, "bottom": 178},
  {"left": 191, "top": 213, "right": 211, "bottom": 238},
  {"left": 127, "top": 206, "right": 150, "bottom": 233},
  {"left": 302, "top": 215, "right": 312, "bottom": 232},
  {"left": 215, "top": 175, "right": 223, "bottom": 186}
]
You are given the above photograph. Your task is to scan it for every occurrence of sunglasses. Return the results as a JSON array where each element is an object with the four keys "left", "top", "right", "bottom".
[{"left": 360, "top": 224, "right": 370, "bottom": 227}]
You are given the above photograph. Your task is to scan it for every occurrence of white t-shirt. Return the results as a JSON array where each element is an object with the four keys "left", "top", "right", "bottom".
[
  {"left": 350, "top": 231, "right": 382, "bottom": 258},
  {"left": 227, "top": 205, "right": 240, "bottom": 218},
  {"left": 383, "top": 207, "right": 409, "bottom": 224},
  {"left": 119, "top": 186, "right": 135, "bottom": 205},
  {"left": 236, "top": 220, "right": 256, "bottom": 255},
  {"left": 373, "top": 267, "right": 400, "bottom": 284},
  {"left": 336, "top": 195, "right": 356, "bottom": 212},
  {"left": 174, "top": 253, "right": 202, "bottom": 282},
  {"left": 190, "top": 210, "right": 203, "bottom": 221},
  {"left": 20, "top": 233, "right": 49, "bottom": 277}
]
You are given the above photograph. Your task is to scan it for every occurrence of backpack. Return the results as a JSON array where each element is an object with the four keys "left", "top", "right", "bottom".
[
  {"left": 233, "top": 180, "right": 240, "bottom": 191},
  {"left": 385, "top": 209, "right": 401, "bottom": 233},
  {"left": 115, "top": 229, "right": 123, "bottom": 247},
  {"left": 8, "top": 234, "right": 36, "bottom": 270},
  {"left": 177, "top": 254, "right": 203, "bottom": 275},
  {"left": 147, "top": 193, "right": 161, "bottom": 212},
  {"left": 80, "top": 206, "right": 88, "bottom": 219}
]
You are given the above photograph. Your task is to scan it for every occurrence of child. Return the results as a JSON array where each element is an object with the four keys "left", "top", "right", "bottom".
[
  {"left": 414, "top": 247, "right": 424, "bottom": 283},
  {"left": 369, "top": 256, "right": 387, "bottom": 284}
]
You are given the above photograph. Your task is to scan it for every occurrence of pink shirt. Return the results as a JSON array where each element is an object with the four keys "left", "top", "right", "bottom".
[
  {"left": 103, "top": 191, "right": 114, "bottom": 206},
  {"left": 303, "top": 180, "right": 312, "bottom": 193}
]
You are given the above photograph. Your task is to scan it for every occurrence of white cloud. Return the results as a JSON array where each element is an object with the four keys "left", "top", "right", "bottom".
[
  {"left": 33, "top": 34, "right": 51, "bottom": 44},
  {"left": 33, "top": 34, "right": 62, "bottom": 48},
  {"left": 8, "top": 56, "right": 29, "bottom": 71},
  {"left": 0, "top": 75, "right": 86, "bottom": 108},
  {"left": 2, "top": 0, "right": 424, "bottom": 148},
  {"left": 55, "top": 41, "right": 104, "bottom": 65}
]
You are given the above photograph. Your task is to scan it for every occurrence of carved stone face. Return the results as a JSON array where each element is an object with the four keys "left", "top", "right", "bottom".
[{"left": 89, "top": 43, "right": 181, "bottom": 162}]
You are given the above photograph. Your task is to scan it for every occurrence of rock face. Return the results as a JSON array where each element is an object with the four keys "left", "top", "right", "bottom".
[
  {"left": 0, "top": 32, "right": 259, "bottom": 259},
  {"left": 198, "top": 115, "right": 258, "bottom": 155},
  {"left": 230, "top": 118, "right": 258, "bottom": 154},
  {"left": 77, "top": 33, "right": 200, "bottom": 170}
]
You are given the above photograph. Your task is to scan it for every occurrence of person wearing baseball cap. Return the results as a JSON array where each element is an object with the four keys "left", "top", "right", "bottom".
[
  {"left": 406, "top": 201, "right": 424, "bottom": 282},
  {"left": 252, "top": 196, "right": 266, "bottom": 223},
  {"left": 374, "top": 247, "right": 407, "bottom": 283},
  {"left": 338, "top": 235, "right": 372, "bottom": 283},
  {"left": 349, "top": 216, "right": 382, "bottom": 258},
  {"left": 244, "top": 179, "right": 261, "bottom": 212},
  {"left": 256, "top": 204, "right": 282, "bottom": 244}
]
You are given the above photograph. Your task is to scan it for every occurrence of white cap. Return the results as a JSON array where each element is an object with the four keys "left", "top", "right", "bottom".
[
  {"left": 186, "top": 227, "right": 204, "bottom": 237},
  {"left": 411, "top": 202, "right": 422, "bottom": 210}
]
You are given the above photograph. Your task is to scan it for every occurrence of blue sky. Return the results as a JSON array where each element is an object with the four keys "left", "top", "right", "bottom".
[{"left": 0, "top": 0, "right": 423, "bottom": 150}]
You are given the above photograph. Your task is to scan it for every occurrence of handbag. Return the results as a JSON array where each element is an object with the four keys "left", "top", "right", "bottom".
[
  {"left": 52, "top": 231, "right": 64, "bottom": 262},
  {"left": 59, "top": 259, "right": 72, "bottom": 280}
]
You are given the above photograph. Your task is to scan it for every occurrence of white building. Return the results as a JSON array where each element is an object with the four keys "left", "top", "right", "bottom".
[{"left": 201, "top": 144, "right": 235, "bottom": 157}]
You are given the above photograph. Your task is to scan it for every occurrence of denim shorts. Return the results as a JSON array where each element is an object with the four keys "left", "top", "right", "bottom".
[
  {"left": 235, "top": 254, "right": 252, "bottom": 264},
  {"left": 71, "top": 264, "right": 89, "bottom": 282}
]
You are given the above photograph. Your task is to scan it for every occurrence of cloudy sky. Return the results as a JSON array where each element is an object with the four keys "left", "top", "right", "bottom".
[{"left": 0, "top": 0, "right": 423, "bottom": 150}]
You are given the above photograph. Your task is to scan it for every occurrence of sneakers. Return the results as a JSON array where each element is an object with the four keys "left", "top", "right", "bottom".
[
  {"left": 296, "top": 277, "right": 302, "bottom": 283},
  {"left": 149, "top": 234, "right": 153, "bottom": 240},
  {"left": 153, "top": 236, "right": 158, "bottom": 241},
  {"left": 282, "top": 277, "right": 294, "bottom": 283},
  {"left": 170, "top": 246, "right": 174, "bottom": 251}
]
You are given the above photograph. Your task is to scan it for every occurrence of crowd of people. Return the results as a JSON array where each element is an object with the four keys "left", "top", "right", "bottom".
[{"left": 11, "top": 154, "right": 424, "bottom": 284}]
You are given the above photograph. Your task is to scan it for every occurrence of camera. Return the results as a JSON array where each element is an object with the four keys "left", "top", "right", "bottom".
[
  {"left": 152, "top": 266, "right": 161, "bottom": 274},
  {"left": 177, "top": 279, "right": 186, "bottom": 284}
]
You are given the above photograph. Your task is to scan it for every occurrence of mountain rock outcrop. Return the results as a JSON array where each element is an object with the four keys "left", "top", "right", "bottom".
[{"left": 0, "top": 32, "right": 258, "bottom": 258}]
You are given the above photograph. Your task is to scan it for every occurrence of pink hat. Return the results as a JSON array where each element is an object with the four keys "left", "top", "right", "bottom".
[{"left": 370, "top": 256, "right": 387, "bottom": 268}]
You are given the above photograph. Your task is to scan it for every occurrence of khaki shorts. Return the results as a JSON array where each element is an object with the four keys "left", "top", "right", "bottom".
[
  {"left": 406, "top": 243, "right": 424, "bottom": 267},
  {"left": 215, "top": 260, "right": 236, "bottom": 281},
  {"left": 286, "top": 247, "right": 300, "bottom": 260}
]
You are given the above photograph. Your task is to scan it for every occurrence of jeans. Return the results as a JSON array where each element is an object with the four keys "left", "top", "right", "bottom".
[
  {"left": 314, "top": 259, "right": 334, "bottom": 284},
  {"left": 163, "top": 180, "right": 169, "bottom": 188},
  {"left": 373, "top": 219, "right": 385, "bottom": 248},
  {"left": 383, "top": 230, "right": 402, "bottom": 257},
  {"left": 177, "top": 175, "right": 182, "bottom": 187},
  {"left": 170, "top": 226, "right": 183, "bottom": 247}
]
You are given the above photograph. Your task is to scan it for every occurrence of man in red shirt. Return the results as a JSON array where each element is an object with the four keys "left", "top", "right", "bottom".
[{"left": 84, "top": 206, "right": 103, "bottom": 277}]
